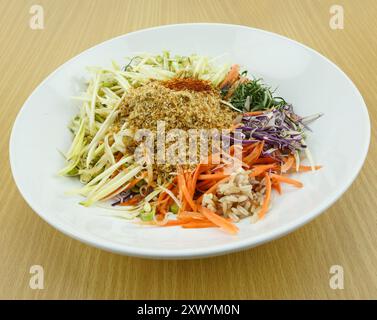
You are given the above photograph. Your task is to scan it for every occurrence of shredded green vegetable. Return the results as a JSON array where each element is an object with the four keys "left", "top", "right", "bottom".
[{"left": 60, "top": 51, "right": 232, "bottom": 217}]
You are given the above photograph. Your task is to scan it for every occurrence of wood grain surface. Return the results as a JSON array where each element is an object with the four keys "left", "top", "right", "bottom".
[{"left": 0, "top": 0, "right": 376, "bottom": 299}]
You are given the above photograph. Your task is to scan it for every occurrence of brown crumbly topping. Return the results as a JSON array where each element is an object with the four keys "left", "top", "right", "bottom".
[
  {"left": 162, "top": 78, "right": 213, "bottom": 92},
  {"left": 121, "top": 80, "right": 235, "bottom": 131},
  {"left": 119, "top": 79, "right": 237, "bottom": 181}
]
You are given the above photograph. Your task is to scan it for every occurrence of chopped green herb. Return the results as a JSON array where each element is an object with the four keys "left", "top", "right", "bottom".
[
  {"left": 140, "top": 206, "right": 155, "bottom": 221},
  {"left": 169, "top": 203, "right": 179, "bottom": 214},
  {"left": 227, "top": 77, "right": 286, "bottom": 112}
]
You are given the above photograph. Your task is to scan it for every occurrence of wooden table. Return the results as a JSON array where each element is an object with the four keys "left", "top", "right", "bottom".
[{"left": 1, "top": 0, "right": 376, "bottom": 299}]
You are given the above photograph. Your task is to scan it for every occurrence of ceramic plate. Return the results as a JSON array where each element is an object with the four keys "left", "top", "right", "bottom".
[{"left": 9, "top": 24, "right": 370, "bottom": 259}]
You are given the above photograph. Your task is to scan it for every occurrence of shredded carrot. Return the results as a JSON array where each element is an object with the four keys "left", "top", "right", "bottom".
[
  {"left": 270, "top": 173, "right": 303, "bottom": 188},
  {"left": 127, "top": 173, "right": 147, "bottom": 189},
  {"left": 210, "top": 164, "right": 227, "bottom": 173},
  {"left": 182, "top": 221, "right": 218, "bottom": 229},
  {"left": 177, "top": 170, "right": 197, "bottom": 211},
  {"left": 156, "top": 180, "right": 177, "bottom": 214},
  {"left": 196, "top": 179, "right": 215, "bottom": 188},
  {"left": 249, "top": 164, "right": 276, "bottom": 177},
  {"left": 243, "top": 141, "right": 264, "bottom": 165},
  {"left": 110, "top": 170, "right": 120, "bottom": 179},
  {"left": 281, "top": 155, "right": 295, "bottom": 173},
  {"left": 199, "top": 206, "right": 239, "bottom": 234},
  {"left": 253, "top": 157, "right": 277, "bottom": 165},
  {"left": 197, "top": 176, "right": 230, "bottom": 203},
  {"left": 101, "top": 172, "right": 147, "bottom": 201},
  {"left": 198, "top": 173, "right": 229, "bottom": 180},
  {"left": 109, "top": 153, "right": 124, "bottom": 179},
  {"left": 243, "top": 111, "right": 264, "bottom": 116},
  {"left": 180, "top": 198, "right": 188, "bottom": 213},
  {"left": 118, "top": 195, "right": 142, "bottom": 206},
  {"left": 258, "top": 173, "right": 271, "bottom": 219},
  {"left": 163, "top": 218, "right": 196, "bottom": 226},
  {"left": 185, "top": 171, "right": 195, "bottom": 197},
  {"left": 190, "top": 164, "right": 202, "bottom": 195},
  {"left": 228, "top": 144, "right": 236, "bottom": 155},
  {"left": 160, "top": 186, "right": 175, "bottom": 203},
  {"left": 296, "top": 165, "right": 323, "bottom": 172},
  {"left": 196, "top": 180, "right": 217, "bottom": 193},
  {"left": 178, "top": 211, "right": 206, "bottom": 220},
  {"left": 242, "top": 143, "right": 257, "bottom": 154},
  {"left": 272, "top": 181, "right": 282, "bottom": 195},
  {"left": 114, "top": 152, "right": 123, "bottom": 162},
  {"left": 219, "top": 64, "right": 240, "bottom": 89}
]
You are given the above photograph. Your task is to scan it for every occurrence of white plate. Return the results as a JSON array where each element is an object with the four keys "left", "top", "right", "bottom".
[{"left": 9, "top": 23, "right": 370, "bottom": 259}]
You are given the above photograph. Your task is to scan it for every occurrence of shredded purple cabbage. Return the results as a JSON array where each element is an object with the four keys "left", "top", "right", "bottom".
[{"left": 230, "top": 105, "right": 322, "bottom": 155}]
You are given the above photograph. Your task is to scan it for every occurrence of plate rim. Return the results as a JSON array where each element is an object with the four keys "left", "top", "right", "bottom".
[{"left": 9, "top": 23, "right": 371, "bottom": 259}]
